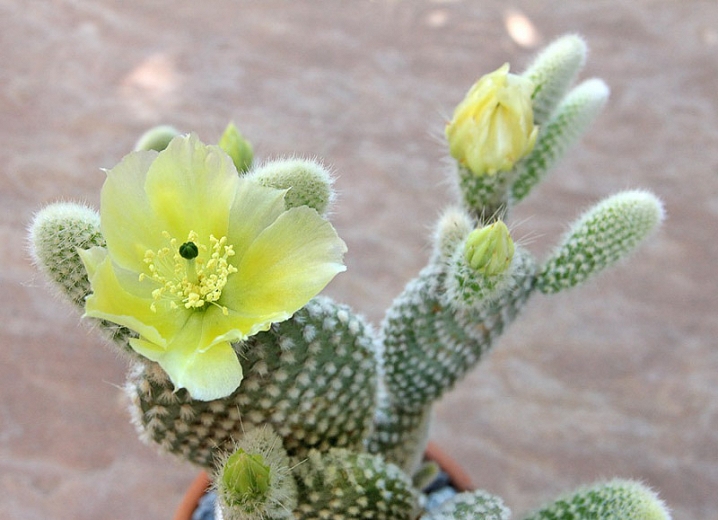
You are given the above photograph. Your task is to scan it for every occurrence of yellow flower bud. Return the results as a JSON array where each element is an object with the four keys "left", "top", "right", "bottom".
[
  {"left": 446, "top": 63, "right": 538, "bottom": 176},
  {"left": 464, "top": 220, "right": 515, "bottom": 276}
]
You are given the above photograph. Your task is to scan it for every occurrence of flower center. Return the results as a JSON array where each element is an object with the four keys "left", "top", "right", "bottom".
[{"left": 140, "top": 230, "right": 237, "bottom": 314}]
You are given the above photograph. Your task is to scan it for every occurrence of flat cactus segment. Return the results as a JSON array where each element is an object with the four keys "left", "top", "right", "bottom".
[
  {"left": 455, "top": 164, "right": 515, "bottom": 221},
  {"left": 292, "top": 448, "right": 420, "bottom": 520},
  {"left": 520, "top": 479, "right": 672, "bottom": 520},
  {"left": 523, "top": 34, "right": 587, "bottom": 125},
  {"left": 126, "top": 297, "right": 379, "bottom": 467},
  {"left": 28, "top": 202, "right": 104, "bottom": 308},
  {"left": 424, "top": 489, "right": 511, "bottom": 520},
  {"left": 537, "top": 190, "right": 664, "bottom": 294},
  {"left": 245, "top": 158, "right": 335, "bottom": 215},
  {"left": 511, "top": 78, "right": 610, "bottom": 203},
  {"left": 366, "top": 401, "right": 432, "bottom": 473},
  {"left": 380, "top": 253, "right": 536, "bottom": 412}
]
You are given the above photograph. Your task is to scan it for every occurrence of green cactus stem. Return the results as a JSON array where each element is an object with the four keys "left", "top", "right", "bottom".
[
  {"left": 126, "top": 297, "right": 379, "bottom": 467},
  {"left": 134, "top": 124, "right": 180, "bottom": 152},
  {"left": 520, "top": 479, "right": 672, "bottom": 520},
  {"left": 245, "top": 158, "right": 335, "bottom": 215},
  {"left": 366, "top": 397, "right": 433, "bottom": 473},
  {"left": 455, "top": 164, "right": 515, "bottom": 223},
  {"left": 380, "top": 250, "right": 536, "bottom": 414},
  {"left": 523, "top": 34, "right": 587, "bottom": 125},
  {"left": 511, "top": 78, "right": 610, "bottom": 203},
  {"left": 537, "top": 190, "right": 665, "bottom": 294},
  {"left": 373, "top": 214, "right": 536, "bottom": 469},
  {"left": 292, "top": 448, "right": 420, "bottom": 520},
  {"left": 29, "top": 202, "right": 103, "bottom": 307},
  {"left": 424, "top": 489, "right": 511, "bottom": 520}
]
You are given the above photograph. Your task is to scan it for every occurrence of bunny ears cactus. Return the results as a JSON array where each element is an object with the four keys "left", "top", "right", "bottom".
[{"left": 28, "top": 34, "right": 670, "bottom": 520}]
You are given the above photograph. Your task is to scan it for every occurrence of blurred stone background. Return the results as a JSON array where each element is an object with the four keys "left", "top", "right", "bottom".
[{"left": 2, "top": 0, "right": 717, "bottom": 518}]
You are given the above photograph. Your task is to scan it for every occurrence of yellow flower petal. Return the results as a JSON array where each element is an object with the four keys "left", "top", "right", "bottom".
[
  {"left": 78, "top": 245, "right": 107, "bottom": 280},
  {"left": 100, "top": 150, "right": 164, "bottom": 273},
  {"left": 224, "top": 205, "right": 346, "bottom": 317},
  {"left": 144, "top": 133, "right": 238, "bottom": 242},
  {"left": 81, "top": 249, "right": 191, "bottom": 346},
  {"left": 128, "top": 337, "right": 166, "bottom": 361},
  {"left": 227, "top": 179, "right": 288, "bottom": 267},
  {"left": 170, "top": 340, "right": 243, "bottom": 402},
  {"left": 198, "top": 305, "right": 283, "bottom": 352},
  {"left": 134, "top": 313, "right": 243, "bottom": 401}
]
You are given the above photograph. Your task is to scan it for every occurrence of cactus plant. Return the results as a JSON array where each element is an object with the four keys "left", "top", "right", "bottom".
[{"left": 28, "top": 34, "right": 670, "bottom": 519}]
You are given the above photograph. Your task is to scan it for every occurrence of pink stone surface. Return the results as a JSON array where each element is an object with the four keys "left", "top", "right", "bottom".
[{"left": 2, "top": 1, "right": 717, "bottom": 518}]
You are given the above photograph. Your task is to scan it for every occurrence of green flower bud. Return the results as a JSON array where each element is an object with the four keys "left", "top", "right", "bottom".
[
  {"left": 221, "top": 449, "right": 271, "bottom": 507},
  {"left": 215, "top": 428, "right": 296, "bottom": 520},
  {"left": 464, "top": 220, "right": 515, "bottom": 276},
  {"left": 446, "top": 64, "right": 538, "bottom": 176},
  {"left": 219, "top": 122, "right": 254, "bottom": 174},
  {"left": 133, "top": 125, "right": 180, "bottom": 152}
]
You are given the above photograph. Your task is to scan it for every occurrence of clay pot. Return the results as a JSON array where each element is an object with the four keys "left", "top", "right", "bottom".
[
  {"left": 173, "top": 441, "right": 474, "bottom": 520},
  {"left": 173, "top": 470, "right": 213, "bottom": 520}
]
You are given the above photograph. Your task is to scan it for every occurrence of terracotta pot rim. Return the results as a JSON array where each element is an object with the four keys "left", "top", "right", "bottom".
[
  {"left": 173, "top": 441, "right": 474, "bottom": 520},
  {"left": 173, "top": 470, "right": 212, "bottom": 520},
  {"left": 423, "top": 441, "right": 474, "bottom": 492}
]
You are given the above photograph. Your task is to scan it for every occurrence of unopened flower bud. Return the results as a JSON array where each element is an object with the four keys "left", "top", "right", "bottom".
[
  {"left": 221, "top": 448, "right": 271, "bottom": 507},
  {"left": 446, "top": 63, "right": 538, "bottom": 176},
  {"left": 216, "top": 428, "right": 297, "bottom": 519},
  {"left": 219, "top": 122, "right": 254, "bottom": 174},
  {"left": 464, "top": 220, "right": 515, "bottom": 276}
]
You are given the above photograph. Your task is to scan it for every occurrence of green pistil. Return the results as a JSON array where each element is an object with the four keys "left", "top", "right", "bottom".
[{"left": 179, "top": 241, "right": 199, "bottom": 260}]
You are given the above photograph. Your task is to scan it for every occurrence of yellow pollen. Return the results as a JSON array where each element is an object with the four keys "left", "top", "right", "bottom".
[{"left": 141, "top": 231, "right": 237, "bottom": 313}]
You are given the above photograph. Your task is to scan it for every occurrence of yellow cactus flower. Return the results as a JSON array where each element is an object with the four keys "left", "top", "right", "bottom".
[
  {"left": 446, "top": 63, "right": 538, "bottom": 176},
  {"left": 79, "top": 134, "right": 346, "bottom": 401}
]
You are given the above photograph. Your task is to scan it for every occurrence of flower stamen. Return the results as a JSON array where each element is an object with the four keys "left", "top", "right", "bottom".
[{"left": 142, "top": 231, "right": 237, "bottom": 313}]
